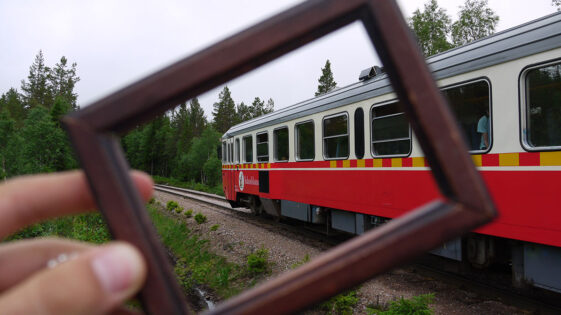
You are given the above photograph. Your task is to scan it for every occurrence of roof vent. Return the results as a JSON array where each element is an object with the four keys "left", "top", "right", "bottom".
[{"left": 359, "top": 66, "right": 383, "bottom": 81}]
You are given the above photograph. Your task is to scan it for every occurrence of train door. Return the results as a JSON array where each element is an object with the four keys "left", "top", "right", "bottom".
[{"left": 228, "top": 141, "right": 234, "bottom": 200}]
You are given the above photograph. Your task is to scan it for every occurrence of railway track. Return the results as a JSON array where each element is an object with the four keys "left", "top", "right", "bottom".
[{"left": 153, "top": 184, "right": 561, "bottom": 314}]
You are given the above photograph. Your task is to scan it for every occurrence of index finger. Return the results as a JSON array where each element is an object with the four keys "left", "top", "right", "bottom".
[{"left": 0, "top": 170, "right": 153, "bottom": 239}]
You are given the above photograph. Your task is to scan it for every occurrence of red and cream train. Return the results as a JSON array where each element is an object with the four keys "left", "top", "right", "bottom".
[{"left": 221, "top": 13, "right": 561, "bottom": 292}]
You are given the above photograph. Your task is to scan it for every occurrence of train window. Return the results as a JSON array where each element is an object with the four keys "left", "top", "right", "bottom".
[
  {"left": 235, "top": 138, "right": 240, "bottom": 163},
  {"left": 228, "top": 142, "right": 233, "bottom": 164},
  {"left": 523, "top": 62, "right": 561, "bottom": 149},
  {"left": 323, "top": 113, "right": 349, "bottom": 159},
  {"left": 222, "top": 142, "right": 226, "bottom": 163},
  {"left": 442, "top": 80, "right": 491, "bottom": 152},
  {"left": 243, "top": 135, "right": 253, "bottom": 163},
  {"left": 355, "top": 108, "right": 365, "bottom": 159},
  {"left": 257, "top": 132, "right": 269, "bottom": 162},
  {"left": 274, "top": 127, "right": 289, "bottom": 162},
  {"left": 371, "top": 102, "right": 410, "bottom": 156},
  {"left": 296, "top": 121, "right": 314, "bottom": 161}
]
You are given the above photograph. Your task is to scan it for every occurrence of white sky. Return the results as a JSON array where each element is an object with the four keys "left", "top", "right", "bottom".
[{"left": 0, "top": 0, "right": 558, "bottom": 119}]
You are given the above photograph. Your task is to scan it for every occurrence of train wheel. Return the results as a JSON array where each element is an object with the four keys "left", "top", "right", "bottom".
[{"left": 249, "top": 196, "right": 262, "bottom": 216}]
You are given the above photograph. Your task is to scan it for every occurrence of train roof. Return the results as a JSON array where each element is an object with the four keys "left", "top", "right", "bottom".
[{"left": 223, "top": 11, "right": 561, "bottom": 139}]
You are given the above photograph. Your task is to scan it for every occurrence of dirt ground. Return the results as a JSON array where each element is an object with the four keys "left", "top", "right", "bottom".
[{"left": 154, "top": 191, "right": 528, "bottom": 314}]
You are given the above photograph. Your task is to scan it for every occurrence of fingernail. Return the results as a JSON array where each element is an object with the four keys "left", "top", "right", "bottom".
[{"left": 91, "top": 244, "right": 144, "bottom": 293}]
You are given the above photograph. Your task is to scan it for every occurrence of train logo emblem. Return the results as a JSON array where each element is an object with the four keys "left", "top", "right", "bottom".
[{"left": 239, "top": 171, "right": 244, "bottom": 191}]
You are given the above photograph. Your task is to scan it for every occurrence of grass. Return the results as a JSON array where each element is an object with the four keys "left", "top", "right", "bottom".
[
  {"left": 321, "top": 290, "right": 360, "bottom": 315},
  {"left": 147, "top": 203, "right": 247, "bottom": 298},
  {"left": 366, "top": 293, "right": 435, "bottom": 315},
  {"left": 246, "top": 247, "right": 270, "bottom": 276},
  {"left": 210, "top": 224, "right": 220, "bottom": 231},
  {"left": 153, "top": 175, "right": 224, "bottom": 196},
  {"left": 194, "top": 213, "right": 207, "bottom": 224}
]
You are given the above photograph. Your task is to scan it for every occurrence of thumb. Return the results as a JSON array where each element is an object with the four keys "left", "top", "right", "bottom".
[{"left": 0, "top": 242, "right": 146, "bottom": 315}]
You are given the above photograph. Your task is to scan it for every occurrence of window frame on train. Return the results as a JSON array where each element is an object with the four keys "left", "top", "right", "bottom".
[
  {"left": 235, "top": 138, "right": 240, "bottom": 163},
  {"left": 370, "top": 100, "right": 411, "bottom": 158},
  {"left": 256, "top": 131, "right": 269, "bottom": 162},
  {"left": 295, "top": 120, "right": 315, "bottom": 161},
  {"left": 242, "top": 135, "right": 253, "bottom": 163},
  {"left": 354, "top": 107, "right": 365, "bottom": 160},
  {"left": 323, "top": 112, "right": 350, "bottom": 160},
  {"left": 520, "top": 59, "right": 561, "bottom": 151},
  {"left": 222, "top": 142, "right": 227, "bottom": 163},
  {"left": 274, "top": 126, "right": 289, "bottom": 162},
  {"left": 441, "top": 78, "right": 492, "bottom": 154}
]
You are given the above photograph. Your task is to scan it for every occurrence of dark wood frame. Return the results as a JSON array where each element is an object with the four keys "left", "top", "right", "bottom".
[{"left": 62, "top": 0, "right": 496, "bottom": 314}]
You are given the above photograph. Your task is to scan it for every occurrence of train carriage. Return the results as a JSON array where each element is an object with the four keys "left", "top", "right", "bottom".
[{"left": 221, "top": 12, "right": 561, "bottom": 293}]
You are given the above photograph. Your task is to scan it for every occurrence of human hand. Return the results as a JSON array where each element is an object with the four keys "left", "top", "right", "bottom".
[{"left": 0, "top": 170, "right": 153, "bottom": 314}]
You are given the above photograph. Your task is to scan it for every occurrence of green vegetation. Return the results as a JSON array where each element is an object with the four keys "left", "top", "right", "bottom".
[
  {"left": 409, "top": 0, "right": 498, "bottom": 56},
  {"left": 366, "top": 293, "right": 435, "bottom": 315},
  {"left": 210, "top": 224, "right": 220, "bottom": 231},
  {"left": 166, "top": 200, "right": 179, "bottom": 212},
  {"left": 175, "top": 206, "right": 184, "bottom": 214},
  {"left": 153, "top": 176, "right": 224, "bottom": 196},
  {"left": 5, "top": 213, "right": 110, "bottom": 244},
  {"left": 194, "top": 213, "right": 207, "bottom": 224},
  {"left": 246, "top": 247, "right": 270, "bottom": 276},
  {"left": 321, "top": 290, "right": 359, "bottom": 315},
  {"left": 148, "top": 203, "right": 246, "bottom": 298},
  {"left": 184, "top": 209, "right": 193, "bottom": 218},
  {"left": 315, "top": 59, "right": 337, "bottom": 96}
]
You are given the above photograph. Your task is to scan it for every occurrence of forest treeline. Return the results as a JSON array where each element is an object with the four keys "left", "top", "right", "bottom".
[{"left": 0, "top": 51, "right": 273, "bottom": 188}]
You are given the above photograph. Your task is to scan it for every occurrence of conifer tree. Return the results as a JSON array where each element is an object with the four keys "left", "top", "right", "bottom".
[
  {"left": 49, "top": 56, "right": 80, "bottom": 110},
  {"left": 188, "top": 97, "right": 206, "bottom": 138},
  {"left": 236, "top": 101, "right": 252, "bottom": 123},
  {"left": 21, "top": 50, "right": 52, "bottom": 109},
  {"left": 0, "top": 109, "right": 15, "bottom": 179},
  {"left": 315, "top": 60, "right": 337, "bottom": 96},
  {"left": 212, "top": 86, "right": 236, "bottom": 134},
  {"left": 0, "top": 88, "right": 25, "bottom": 126},
  {"left": 265, "top": 98, "right": 275, "bottom": 114}
]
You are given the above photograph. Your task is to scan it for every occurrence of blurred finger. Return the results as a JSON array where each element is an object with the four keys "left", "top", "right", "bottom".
[
  {"left": 0, "top": 238, "right": 91, "bottom": 292},
  {"left": 0, "top": 170, "right": 153, "bottom": 238},
  {"left": 0, "top": 242, "right": 146, "bottom": 315}
]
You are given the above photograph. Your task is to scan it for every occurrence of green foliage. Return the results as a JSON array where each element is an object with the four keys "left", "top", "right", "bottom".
[
  {"left": 184, "top": 209, "right": 194, "bottom": 218},
  {"left": 315, "top": 59, "right": 337, "bottom": 96},
  {"left": 5, "top": 213, "right": 110, "bottom": 244},
  {"left": 148, "top": 204, "right": 244, "bottom": 298},
  {"left": 210, "top": 224, "right": 220, "bottom": 231},
  {"left": 175, "top": 206, "right": 184, "bottom": 214},
  {"left": 321, "top": 290, "right": 359, "bottom": 315},
  {"left": 451, "top": 0, "right": 499, "bottom": 46},
  {"left": 246, "top": 247, "right": 269, "bottom": 275},
  {"left": 212, "top": 86, "right": 237, "bottom": 134},
  {"left": 409, "top": 0, "right": 453, "bottom": 56},
  {"left": 194, "top": 213, "right": 207, "bottom": 224},
  {"left": 367, "top": 293, "right": 435, "bottom": 315},
  {"left": 20, "top": 107, "right": 72, "bottom": 173},
  {"left": 20, "top": 51, "right": 79, "bottom": 111},
  {"left": 166, "top": 200, "right": 179, "bottom": 212}
]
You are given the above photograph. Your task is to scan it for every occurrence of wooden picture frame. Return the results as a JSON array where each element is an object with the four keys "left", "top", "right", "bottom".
[{"left": 62, "top": 0, "right": 496, "bottom": 314}]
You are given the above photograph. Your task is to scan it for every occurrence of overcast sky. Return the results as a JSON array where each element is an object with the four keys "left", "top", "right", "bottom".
[{"left": 0, "top": 0, "right": 558, "bottom": 119}]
